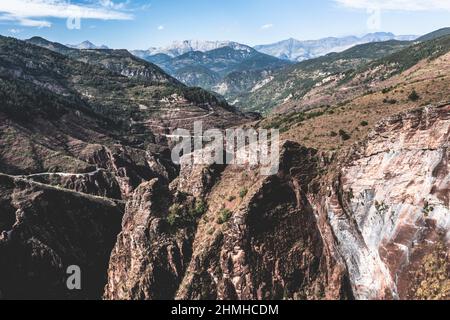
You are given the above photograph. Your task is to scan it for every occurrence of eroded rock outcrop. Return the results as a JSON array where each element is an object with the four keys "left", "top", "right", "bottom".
[
  {"left": 104, "top": 142, "right": 353, "bottom": 300},
  {"left": 323, "top": 104, "right": 449, "bottom": 299},
  {"left": 0, "top": 174, "right": 123, "bottom": 299},
  {"left": 23, "top": 143, "right": 175, "bottom": 201},
  {"left": 175, "top": 142, "right": 353, "bottom": 300},
  {"left": 79, "top": 144, "right": 172, "bottom": 199},
  {"left": 27, "top": 169, "right": 122, "bottom": 200},
  {"left": 103, "top": 179, "right": 197, "bottom": 300}
]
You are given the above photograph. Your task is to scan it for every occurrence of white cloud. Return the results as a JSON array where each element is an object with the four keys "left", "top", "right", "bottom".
[
  {"left": 261, "top": 23, "right": 274, "bottom": 30},
  {"left": 335, "top": 0, "right": 450, "bottom": 11},
  {"left": 0, "top": 0, "right": 133, "bottom": 28},
  {"left": 157, "top": 25, "right": 164, "bottom": 30},
  {"left": 20, "top": 17, "right": 52, "bottom": 28}
]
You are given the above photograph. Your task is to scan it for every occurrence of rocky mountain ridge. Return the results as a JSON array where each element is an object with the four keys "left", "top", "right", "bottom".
[
  {"left": 67, "top": 40, "right": 109, "bottom": 50},
  {"left": 137, "top": 45, "right": 291, "bottom": 103},
  {"left": 254, "top": 32, "right": 418, "bottom": 62},
  {"left": 133, "top": 40, "right": 251, "bottom": 59},
  {"left": 238, "top": 31, "right": 450, "bottom": 114}
]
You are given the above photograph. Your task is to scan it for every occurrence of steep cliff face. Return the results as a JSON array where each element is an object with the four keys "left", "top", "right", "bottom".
[
  {"left": 0, "top": 174, "right": 124, "bottom": 299},
  {"left": 322, "top": 104, "right": 449, "bottom": 299},
  {"left": 103, "top": 157, "right": 223, "bottom": 299},
  {"left": 104, "top": 179, "right": 187, "bottom": 300},
  {"left": 175, "top": 142, "right": 353, "bottom": 300},
  {"left": 104, "top": 142, "right": 354, "bottom": 300},
  {"left": 103, "top": 104, "right": 448, "bottom": 300}
]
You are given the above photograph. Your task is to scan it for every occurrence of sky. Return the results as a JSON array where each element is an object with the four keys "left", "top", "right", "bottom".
[{"left": 0, "top": 0, "right": 449, "bottom": 49}]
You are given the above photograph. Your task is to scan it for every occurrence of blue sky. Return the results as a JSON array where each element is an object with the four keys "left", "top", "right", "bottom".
[{"left": 0, "top": 0, "right": 449, "bottom": 49}]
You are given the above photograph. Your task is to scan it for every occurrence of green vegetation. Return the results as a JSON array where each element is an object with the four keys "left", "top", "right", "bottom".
[
  {"left": 339, "top": 129, "right": 351, "bottom": 141},
  {"left": 239, "top": 188, "right": 248, "bottom": 199},
  {"left": 383, "top": 98, "right": 398, "bottom": 104},
  {"left": 375, "top": 201, "right": 390, "bottom": 215},
  {"left": 422, "top": 201, "right": 435, "bottom": 218},
  {"left": 0, "top": 72, "right": 92, "bottom": 123},
  {"left": 347, "top": 188, "right": 355, "bottom": 201},
  {"left": 217, "top": 208, "right": 233, "bottom": 225},
  {"left": 364, "top": 35, "right": 450, "bottom": 81},
  {"left": 167, "top": 200, "right": 208, "bottom": 228},
  {"left": 180, "top": 87, "right": 230, "bottom": 109},
  {"left": 167, "top": 204, "right": 184, "bottom": 227},
  {"left": 263, "top": 110, "right": 325, "bottom": 132},
  {"left": 360, "top": 121, "right": 369, "bottom": 127},
  {"left": 408, "top": 90, "right": 420, "bottom": 102},
  {"left": 0, "top": 35, "right": 236, "bottom": 128},
  {"left": 240, "top": 34, "right": 450, "bottom": 114},
  {"left": 239, "top": 39, "right": 412, "bottom": 113},
  {"left": 190, "top": 200, "right": 208, "bottom": 218},
  {"left": 417, "top": 27, "right": 450, "bottom": 42}
]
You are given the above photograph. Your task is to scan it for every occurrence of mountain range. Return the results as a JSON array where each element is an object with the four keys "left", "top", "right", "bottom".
[
  {"left": 132, "top": 32, "right": 417, "bottom": 63},
  {"left": 67, "top": 40, "right": 109, "bottom": 50},
  {"left": 43, "top": 30, "right": 447, "bottom": 114},
  {"left": 237, "top": 28, "right": 450, "bottom": 114},
  {"left": 254, "top": 32, "right": 418, "bottom": 62},
  {"left": 132, "top": 40, "right": 250, "bottom": 59},
  {"left": 134, "top": 43, "right": 291, "bottom": 102},
  {"left": 126, "top": 32, "right": 418, "bottom": 105},
  {"left": 24, "top": 29, "right": 450, "bottom": 115}
]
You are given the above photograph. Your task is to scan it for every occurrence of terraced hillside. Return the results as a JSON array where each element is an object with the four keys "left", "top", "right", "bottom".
[{"left": 1, "top": 35, "right": 247, "bottom": 173}]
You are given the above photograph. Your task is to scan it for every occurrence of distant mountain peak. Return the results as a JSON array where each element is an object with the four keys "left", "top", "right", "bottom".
[
  {"left": 141, "top": 40, "right": 252, "bottom": 58},
  {"left": 27, "top": 36, "right": 48, "bottom": 42},
  {"left": 369, "top": 31, "right": 395, "bottom": 36},
  {"left": 67, "top": 40, "right": 109, "bottom": 50}
]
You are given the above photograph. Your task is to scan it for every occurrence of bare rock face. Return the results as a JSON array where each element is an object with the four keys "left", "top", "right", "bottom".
[
  {"left": 27, "top": 169, "right": 122, "bottom": 200},
  {"left": 0, "top": 174, "right": 123, "bottom": 299},
  {"left": 105, "top": 142, "right": 353, "bottom": 300},
  {"left": 323, "top": 104, "right": 449, "bottom": 299},
  {"left": 104, "top": 179, "right": 195, "bottom": 300},
  {"left": 172, "top": 148, "right": 226, "bottom": 198},
  {"left": 176, "top": 142, "right": 353, "bottom": 300},
  {"left": 28, "top": 143, "right": 175, "bottom": 201},
  {"left": 104, "top": 146, "right": 227, "bottom": 300},
  {"left": 79, "top": 144, "right": 171, "bottom": 199}
]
